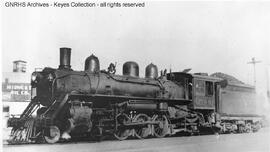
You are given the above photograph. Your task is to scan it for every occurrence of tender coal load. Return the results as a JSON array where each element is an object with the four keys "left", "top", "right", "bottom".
[
  {"left": 194, "top": 73, "right": 208, "bottom": 76},
  {"left": 145, "top": 63, "right": 158, "bottom": 79},
  {"left": 84, "top": 54, "right": 100, "bottom": 72},
  {"left": 59, "top": 47, "right": 71, "bottom": 69},
  {"left": 123, "top": 61, "right": 139, "bottom": 77}
]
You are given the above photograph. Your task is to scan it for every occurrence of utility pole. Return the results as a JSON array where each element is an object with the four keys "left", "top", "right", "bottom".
[
  {"left": 247, "top": 57, "right": 261, "bottom": 88},
  {"left": 267, "top": 64, "right": 270, "bottom": 99}
]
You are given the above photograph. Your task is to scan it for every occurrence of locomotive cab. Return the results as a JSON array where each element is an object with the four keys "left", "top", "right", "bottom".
[
  {"left": 190, "top": 73, "right": 222, "bottom": 110},
  {"left": 167, "top": 72, "right": 224, "bottom": 130}
]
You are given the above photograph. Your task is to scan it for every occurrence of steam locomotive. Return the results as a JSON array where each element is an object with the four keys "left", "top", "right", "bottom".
[{"left": 7, "top": 48, "right": 262, "bottom": 144}]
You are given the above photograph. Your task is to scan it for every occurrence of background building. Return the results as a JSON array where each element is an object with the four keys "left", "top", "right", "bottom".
[{"left": 2, "top": 60, "right": 31, "bottom": 128}]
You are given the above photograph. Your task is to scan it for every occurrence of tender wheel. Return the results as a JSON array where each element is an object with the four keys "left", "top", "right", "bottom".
[
  {"left": 133, "top": 113, "right": 151, "bottom": 139},
  {"left": 245, "top": 123, "right": 252, "bottom": 133},
  {"left": 44, "top": 126, "right": 60, "bottom": 144},
  {"left": 114, "top": 113, "right": 131, "bottom": 140},
  {"left": 153, "top": 115, "right": 169, "bottom": 138}
]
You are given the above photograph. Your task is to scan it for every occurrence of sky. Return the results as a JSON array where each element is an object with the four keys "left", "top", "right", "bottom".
[{"left": 2, "top": 1, "right": 270, "bottom": 95}]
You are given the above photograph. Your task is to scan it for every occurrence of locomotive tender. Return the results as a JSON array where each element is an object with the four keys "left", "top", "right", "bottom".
[{"left": 7, "top": 47, "right": 262, "bottom": 144}]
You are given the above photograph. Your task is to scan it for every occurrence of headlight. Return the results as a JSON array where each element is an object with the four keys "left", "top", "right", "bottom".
[
  {"left": 31, "top": 73, "right": 37, "bottom": 82},
  {"left": 48, "top": 73, "right": 54, "bottom": 81}
]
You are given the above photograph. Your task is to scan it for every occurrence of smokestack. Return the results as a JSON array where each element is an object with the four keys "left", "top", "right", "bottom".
[{"left": 59, "top": 47, "right": 71, "bottom": 69}]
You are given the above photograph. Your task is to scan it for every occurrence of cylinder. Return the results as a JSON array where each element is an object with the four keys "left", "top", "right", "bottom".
[
  {"left": 123, "top": 61, "right": 139, "bottom": 77},
  {"left": 145, "top": 63, "right": 158, "bottom": 79},
  {"left": 59, "top": 47, "right": 71, "bottom": 69},
  {"left": 84, "top": 54, "right": 100, "bottom": 72}
]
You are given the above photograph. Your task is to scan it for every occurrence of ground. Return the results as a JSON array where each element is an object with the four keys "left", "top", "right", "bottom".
[{"left": 3, "top": 128, "right": 270, "bottom": 152}]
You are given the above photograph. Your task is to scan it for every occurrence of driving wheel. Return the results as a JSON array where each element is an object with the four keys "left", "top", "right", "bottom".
[
  {"left": 153, "top": 115, "right": 169, "bottom": 138},
  {"left": 44, "top": 126, "right": 60, "bottom": 144},
  {"left": 114, "top": 113, "right": 131, "bottom": 140},
  {"left": 133, "top": 113, "right": 151, "bottom": 139}
]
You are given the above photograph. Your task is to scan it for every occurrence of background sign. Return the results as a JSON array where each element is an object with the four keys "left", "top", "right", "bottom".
[{"left": 2, "top": 82, "right": 31, "bottom": 102}]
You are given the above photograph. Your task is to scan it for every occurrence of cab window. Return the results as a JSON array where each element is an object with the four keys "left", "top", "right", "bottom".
[{"left": 205, "top": 81, "right": 214, "bottom": 96}]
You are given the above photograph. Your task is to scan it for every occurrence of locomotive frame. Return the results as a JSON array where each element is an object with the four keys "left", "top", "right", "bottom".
[{"left": 7, "top": 47, "right": 263, "bottom": 144}]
